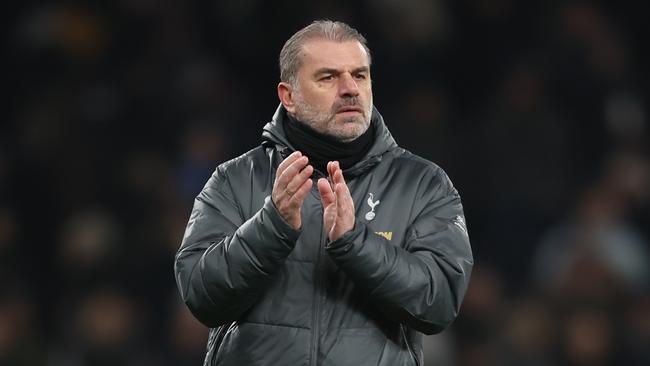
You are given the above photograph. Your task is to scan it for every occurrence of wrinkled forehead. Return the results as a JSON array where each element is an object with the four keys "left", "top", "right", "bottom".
[{"left": 298, "top": 39, "right": 370, "bottom": 73}]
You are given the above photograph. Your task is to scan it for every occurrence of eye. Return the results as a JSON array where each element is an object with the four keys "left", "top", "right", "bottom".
[
  {"left": 354, "top": 73, "right": 367, "bottom": 80},
  {"left": 320, "top": 74, "right": 334, "bottom": 81}
]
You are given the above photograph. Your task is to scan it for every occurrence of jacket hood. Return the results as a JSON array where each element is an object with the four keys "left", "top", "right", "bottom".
[{"left": 261, "top": 104, "right": 398, "bottom": 174}]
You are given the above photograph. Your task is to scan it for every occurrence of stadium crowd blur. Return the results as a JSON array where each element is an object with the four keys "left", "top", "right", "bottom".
[{"left": 2, "top": 1, "right": 649, "bottom": 365}]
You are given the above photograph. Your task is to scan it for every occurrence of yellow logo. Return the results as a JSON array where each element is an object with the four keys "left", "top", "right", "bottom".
[{"left": 374, "top": 231, "right": 393, "bottom": 241}]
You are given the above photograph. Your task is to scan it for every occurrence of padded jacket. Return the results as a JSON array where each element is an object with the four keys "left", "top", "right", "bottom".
[{"left": 174, "top": 105, "right": 473, "bottom": 366}]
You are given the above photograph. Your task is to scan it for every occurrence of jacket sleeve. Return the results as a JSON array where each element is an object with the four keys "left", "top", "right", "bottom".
[
  {"left": 325, "top": 167, "right": 473, "bottom": 335},
  {"left": 174, "top": 166, "right": 300, "bottom": 327}
]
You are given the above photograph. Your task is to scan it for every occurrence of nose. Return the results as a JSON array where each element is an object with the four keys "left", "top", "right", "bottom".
[{"left": 338, "top": 73, "right": 359, "bottom": 97}]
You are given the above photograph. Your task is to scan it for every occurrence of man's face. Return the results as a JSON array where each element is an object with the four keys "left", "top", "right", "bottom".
[{"left": 287, "top": 39, "right": 373, "bottom": 142}]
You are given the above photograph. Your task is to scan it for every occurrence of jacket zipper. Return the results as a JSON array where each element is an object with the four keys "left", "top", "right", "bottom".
[
  {"left": 400, "top": 324, "right": 420, "bottom": 366},
  {"left": 207, "top": 323, "right": 231, "bottom": 366},
  {"left": 310, "top": 204, "right": 327, "bottom": 366}
]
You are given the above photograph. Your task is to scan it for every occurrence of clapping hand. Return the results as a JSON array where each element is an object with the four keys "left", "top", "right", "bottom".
[{"left": 317, "top": 161, "right": 355, "bottom": 241}]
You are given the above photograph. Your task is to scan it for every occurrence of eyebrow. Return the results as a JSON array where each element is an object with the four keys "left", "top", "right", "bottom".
[{"left": 314, "top": 66, "right": 370, "bottom": 76}]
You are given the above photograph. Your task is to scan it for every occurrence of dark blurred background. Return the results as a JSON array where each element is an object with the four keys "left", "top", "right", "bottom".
[{"left": 2, "top": 0, "right": 649, "bottom": 365}]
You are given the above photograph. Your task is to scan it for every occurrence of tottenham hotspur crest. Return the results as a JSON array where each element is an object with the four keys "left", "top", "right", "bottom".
[{"left": 365, "top": 193, "right": 380, "bottom": 221}]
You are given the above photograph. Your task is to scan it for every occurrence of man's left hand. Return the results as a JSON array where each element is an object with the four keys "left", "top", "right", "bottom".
[{"left": 317, "top": 161, "right": 355, "bottom": 242}]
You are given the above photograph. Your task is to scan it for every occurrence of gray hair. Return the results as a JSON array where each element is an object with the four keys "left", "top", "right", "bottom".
[{"left": 279, "top": 20, "right": 372, "bottom": 85}]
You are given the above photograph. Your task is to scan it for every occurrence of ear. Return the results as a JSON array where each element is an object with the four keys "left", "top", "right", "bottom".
[{"left": 277, "top": 82, "right": 296, "bottom": 114}]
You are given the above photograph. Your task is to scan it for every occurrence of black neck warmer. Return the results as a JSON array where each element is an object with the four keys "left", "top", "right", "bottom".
[{"left": 283, "top": 113, "right": 375, "bottom": 174}]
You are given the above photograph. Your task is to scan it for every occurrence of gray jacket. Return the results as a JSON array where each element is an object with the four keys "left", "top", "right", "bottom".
[{"left": 174, "top": 105, "right": 473, "bottom": 366}]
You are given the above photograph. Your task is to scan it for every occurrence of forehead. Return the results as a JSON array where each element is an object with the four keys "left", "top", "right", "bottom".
[{"left": 299, "top": 39, "right": 369, "bottom": 72}]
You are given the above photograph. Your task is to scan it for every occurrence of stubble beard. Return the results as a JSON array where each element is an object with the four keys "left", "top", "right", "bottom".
[{"left": 291, "top": 91, "right": 372, "bottom": 142}]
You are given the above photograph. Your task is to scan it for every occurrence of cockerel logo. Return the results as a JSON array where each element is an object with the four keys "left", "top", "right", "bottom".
[{"left": 365, "top": 193, "right": 380, "bottom": 221}]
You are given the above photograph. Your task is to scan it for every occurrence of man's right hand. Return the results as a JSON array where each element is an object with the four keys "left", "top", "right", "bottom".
[{"left": 272, "top": 151, "right": 313, "bottom": 230}]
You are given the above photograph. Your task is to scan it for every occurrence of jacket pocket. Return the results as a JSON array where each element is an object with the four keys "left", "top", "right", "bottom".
[
  {"left": 212, "top": 322, "right": 310, "bottom": 366},
  {"left": 320, "top": 327, "right": 416, "bottom": 366}
]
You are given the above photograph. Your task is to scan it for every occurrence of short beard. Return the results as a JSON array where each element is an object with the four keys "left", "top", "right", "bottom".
[{"left": 291, "top": 90, "right": 371, "bottom": 142}]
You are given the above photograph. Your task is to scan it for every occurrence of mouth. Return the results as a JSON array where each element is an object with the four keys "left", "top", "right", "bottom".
[{"left": 336, "top": 106, "right": 363, "bottom": 115}]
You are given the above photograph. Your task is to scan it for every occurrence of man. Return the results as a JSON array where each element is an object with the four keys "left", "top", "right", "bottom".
[{"left": 174, "top": 20, "right": 473, "bottom": 366}]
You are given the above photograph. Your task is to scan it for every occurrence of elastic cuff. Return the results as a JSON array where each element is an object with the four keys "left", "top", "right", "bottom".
[
  {"left": 263, "top": 196, "right": 301, "bottom": 242},
  {"left": 325, "top": 221, "right": 365, "bottom": 252}
]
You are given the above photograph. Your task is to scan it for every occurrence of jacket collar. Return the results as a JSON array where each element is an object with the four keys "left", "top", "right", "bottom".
[{"left": 262, "top": 104, "right": 398, "bottom": 175}]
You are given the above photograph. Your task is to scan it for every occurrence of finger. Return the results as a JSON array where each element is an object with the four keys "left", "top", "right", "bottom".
[
  {"left": 289, "top": 178, "right": 313, "bottom": 206},
  {"left": 277, "top": 151, "right": 302, "bottom": 178},
  {"left": 334, "top": 170, "right": 354, "bottom": 209},
  {"left": 329, "top": 166, "right": 342, "bottom": 187},
  {"left": 286, "top": 164, "right": 313, "bottom": 194},
  {"left": 334, "top": 182, "right": 354, "bottom": 218},
  {"left": 332, "top": 166, "right": 345, "bottom": 185},
  {"left": 278, "top": 156, "right": 309, "bottom": 189},
  {"left": 327, "top": 161, "right": 337, "bottom": 179},
  {"left": 317, "top": 178, "right": 336, "bottom": 206}
]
